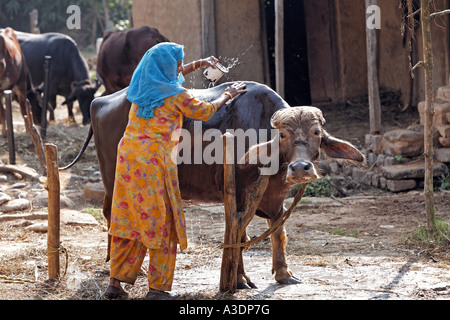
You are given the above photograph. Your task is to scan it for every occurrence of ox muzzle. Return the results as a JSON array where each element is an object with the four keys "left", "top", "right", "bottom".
[{"left": 286, "top": 159, "right": 319, "bottom": 184}]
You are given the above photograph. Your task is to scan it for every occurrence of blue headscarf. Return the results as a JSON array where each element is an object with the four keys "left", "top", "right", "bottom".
[{"left": 126, "top": 42, "right": 186, "bottom": 119}]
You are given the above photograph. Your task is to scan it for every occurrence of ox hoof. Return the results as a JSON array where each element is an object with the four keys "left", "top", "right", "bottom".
[
  {"left": 237, "top": 281, "right": 258, "bottom": 290},
  {"left": 277, "top": 276, "right": 302, "bottom": 285}
]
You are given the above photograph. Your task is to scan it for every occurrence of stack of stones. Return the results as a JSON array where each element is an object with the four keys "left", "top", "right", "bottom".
[
  {"left": 424, "top": 85, "right": 450, "bottom": 163},
  {"left": 355, "top": 86, "right": 450, "bottom": 193}
]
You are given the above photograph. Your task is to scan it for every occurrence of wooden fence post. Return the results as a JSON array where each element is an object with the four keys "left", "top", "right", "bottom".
[
  {"left": 220, "top": 133, "right": 240, "bottom": 292},
  {"left": 4, "top": 90, "right": 16, "bottom": 165},
  {"left": 46, "top": 143, "right": 60, "bottom": 280},
  {"left": 41, "top": 56, "right": 51, "bottom": 139},
  {"left": 219, "top": 133, "right": 271, "bottom": 293},
  {"left": 275, "top": 0, "right": 284, "bottom": 98},
  {"left": 365, "top": 0, "right": 382, "bottom": 134}
]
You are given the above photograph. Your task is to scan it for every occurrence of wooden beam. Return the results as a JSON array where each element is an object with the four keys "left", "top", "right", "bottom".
[
  {"left": 365, "top": 0, "right": 382, "bottom": 134},
  {"left": 201, "top": 0, "right": 216, "bottom": 58},
  {"left": 275, "top": 0, "right": 284, "bottom": 97}
]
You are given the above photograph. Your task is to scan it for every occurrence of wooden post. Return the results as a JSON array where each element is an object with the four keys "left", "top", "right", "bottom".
[
  {"left": 219, "top": 133, "right": 271, "bottom": 293},
  {"left": 420, "top": 0, "right": 437, "bottom": 232},
  {"left": 201, "top": 0, "right": 216, "bottom": 88},
  {"left": 275, "top": 0, "right": 284, "bottom": 97},
  {"left": 24, "top": 100, "right": 46, "bottom": 175},
  {"left": 220, "top": 133, "right": 240, "bottom": 293},
  {"left": 41, "top": 56, "right": 51, "bottom": 140},
  {"left": 365, "top": 0, "right": 382, "bottom": 134},
  {"left": 201, "top": 0, "right": 216, "bottom": 58},
  {"left": 4, "top": 90, "right": 16, "bottom": 165},
  {"left": 46, "top": 143, "right": 60, "bottom": 280}
]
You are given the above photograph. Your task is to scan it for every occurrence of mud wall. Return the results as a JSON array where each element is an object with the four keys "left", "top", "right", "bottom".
[
  {"left": 133, "top": 0, "right": 449, "bottom": 105},
  {"left": 132, "top": 0, "right": 265, "bottom": 89}
]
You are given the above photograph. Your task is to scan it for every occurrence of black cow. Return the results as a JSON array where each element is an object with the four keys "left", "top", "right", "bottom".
[{"left": 15, "top": 31, "right": 100, "bottom": 125}]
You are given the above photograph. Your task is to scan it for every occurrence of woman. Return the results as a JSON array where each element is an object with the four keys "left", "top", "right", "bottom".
[{"left": 105, "top": 42, "right": 247, "bottom": 300}]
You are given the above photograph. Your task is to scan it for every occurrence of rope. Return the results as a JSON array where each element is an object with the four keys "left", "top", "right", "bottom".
[
  {"left": 221, "top": 184, "right": 307, "bottom": 249},
  {"left": 0, "top": 244, "right": 69, "bottom": 284},
  {"left": 47, "top": 244, "right": 69, "bottom": 279},
  {"left": 0, "top": 274, "right": 38, "bottom": 284}
]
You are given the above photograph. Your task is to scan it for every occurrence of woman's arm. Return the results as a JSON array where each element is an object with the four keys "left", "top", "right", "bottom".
[
  {"left": 210, "top": 82, "right": 247, "bottom": 112},
  {"left": 182, "top": 56, "right": 219, "bottom": 76},
  {"left": 175, "top": 82, "right": 247, "bottom": 122}
]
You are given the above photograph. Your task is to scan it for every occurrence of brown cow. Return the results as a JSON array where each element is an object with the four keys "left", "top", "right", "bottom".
[
  {"left": 97, "top": 26, "right": 169, "bottom": 95},
  {"left": 62, "top": 81, "right": 365, "bottom": 288},
  {"left": 0, "top": 28, "right": 42, "bottom": 130},
  {"left": 0, "top": 28, "right": 45, "bottom": 171}
]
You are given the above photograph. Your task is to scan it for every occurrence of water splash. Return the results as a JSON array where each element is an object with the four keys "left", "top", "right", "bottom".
[{"left": 204, "top": 44, "right": 255, "bottom": 88}]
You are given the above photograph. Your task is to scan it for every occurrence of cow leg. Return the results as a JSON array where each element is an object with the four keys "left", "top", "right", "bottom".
[
  {"left": 236, "top": 229, "right": 257, "bottom": 289},
  {"left": 268, "top": 213, "right": 301, "bottom": 285},
  {"left": 49, "top": 95, "right": 56, "bottom": 123},
  {"left": 66, "top": 100, "right": 75, "bottom": 122},
  {"left": 103, "top": 194, "right": 112, "bottom": 262}
]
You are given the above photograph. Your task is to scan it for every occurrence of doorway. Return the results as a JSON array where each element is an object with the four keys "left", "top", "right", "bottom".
[{"left": 263, "top": 0, "right": 311, "bottom": 106}]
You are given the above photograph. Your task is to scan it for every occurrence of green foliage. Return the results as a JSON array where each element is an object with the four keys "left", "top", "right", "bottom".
[
  {"left": 323, "top": 226, "right": 359, "bottom": 238},
  {"left": 404, "top": 217, "right": 450, "bottom": 245},
  {"left": 439, "top": 174, "right": 450, "bottom": 191},
  {"left": 394, "top": 154, "right": 404, "bottom": 163},
  {"left": 303, "top": 177, "right": 332, "bottom": 197},
  {"left": 81, "top": 207, "right": 103, "bottom": 221},
  {"left": 0, "top": 0, "right": 133, "bottom": 48},
  {"left": 288, "top": 177, "right": 333, "bottom": 198}
]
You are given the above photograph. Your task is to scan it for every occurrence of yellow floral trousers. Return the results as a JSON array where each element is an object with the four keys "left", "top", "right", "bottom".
[{"left": 109, "top": 214, "right": 178, "bottom": 292}]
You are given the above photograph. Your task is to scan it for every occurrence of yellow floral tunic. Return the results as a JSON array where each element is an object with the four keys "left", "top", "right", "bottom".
[{"left": 109, "top": 90, "right": 216, "bottom": 251}]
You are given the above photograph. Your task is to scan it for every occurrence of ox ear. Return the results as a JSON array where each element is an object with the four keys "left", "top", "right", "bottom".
[{"left": 321, "top": 130, "right": 365, "bottom": 164}]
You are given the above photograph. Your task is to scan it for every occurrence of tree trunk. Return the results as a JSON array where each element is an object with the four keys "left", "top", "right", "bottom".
[{"left": 420, "top": 0, "right": 437, "bottom": 232}]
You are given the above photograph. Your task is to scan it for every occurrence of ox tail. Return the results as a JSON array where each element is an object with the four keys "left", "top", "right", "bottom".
[{"left": 59, "top": 125, "right": 93, "bottom": 171}]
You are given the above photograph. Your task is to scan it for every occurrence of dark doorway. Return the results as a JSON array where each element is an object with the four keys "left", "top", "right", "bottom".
[{"left": 263, "top": 0, "right": 311, "bottom": 106}]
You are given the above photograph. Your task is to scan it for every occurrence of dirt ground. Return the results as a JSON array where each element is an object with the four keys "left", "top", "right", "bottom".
[{"left": 0, "top": 94, "right": 449, "bottom": 301}]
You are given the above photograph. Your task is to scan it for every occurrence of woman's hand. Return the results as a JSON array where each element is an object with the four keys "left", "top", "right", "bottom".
[
  {"left": 225, "top": 82, "right": 247, "bottom": 98},
  {"left": 183, "top": 56, "right": 220, "bottom": 76},
  {"left": 210, "top": 82, "right": 247, "bottom": 113},
  {"left": 200, "top": 56, "right": 219, "bottom": 69}
]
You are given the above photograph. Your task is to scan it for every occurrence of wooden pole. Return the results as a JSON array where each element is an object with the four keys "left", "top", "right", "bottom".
[
  {"left": 220, "top": 133, "right": 240, "bottom": 293},
  {"left": 4, "top": 90, "right": 16, "bottom": 165},
  {"left": 201, "top": 0, "right": 216, "bottom": 87},
  {"left": 420, "top": 0, "right": 437, "bottom": 232},
  {"left": 24, "top": 100, "right": 46, "bottom": 175},
  {"left": 46, "top": 143, "right": 60, "bottom": 280},
  {"left": 219, "top": 133, "right": 271, "bottom": 293},
  {"left": 201, "top": 0, "right": 216, "bottom": 58},
  {"left": 275, "top": 0, "right": 284, "bottom": 97},
  {"left": 365, "top": 0, "right": 382, "bottom": 134},
  {"left": 41, "top": 56, "right": 51, "bottom": 140}
]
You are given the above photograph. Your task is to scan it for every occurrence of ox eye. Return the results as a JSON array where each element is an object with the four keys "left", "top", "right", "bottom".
[
  {"left": 280, "top": 132, "right": 286, "bottom": 139},
  {"left": 314, "top": 130, "right": 321, "bottom": 136}
]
